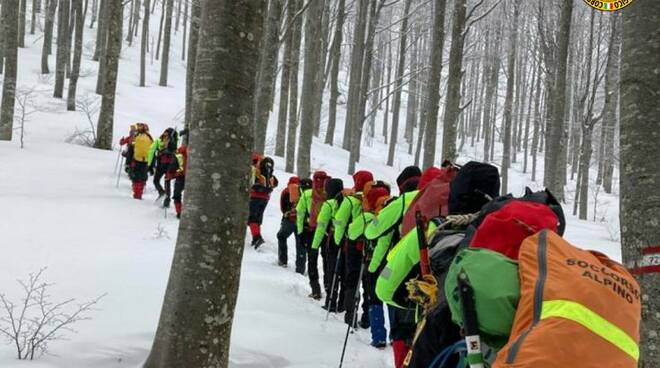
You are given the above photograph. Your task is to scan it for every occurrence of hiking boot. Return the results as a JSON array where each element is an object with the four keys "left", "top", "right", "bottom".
[
  {"left": 359, "top": 314, "right": 370, "bottom": 329},
  {"left": 278, "top": 262, "right": 288, "bottom": 268},
  {"left": 163, "top": 197, "right": 171, "bottom": 208},
  {"left": 252, "top": 235, "right": 265, "bottom": 249},
  {"left": 308, "top": 292, "right": 322, "bottom": 300},
  {"left": 370, "top": 341, "right": 387, "bottom": 350}
]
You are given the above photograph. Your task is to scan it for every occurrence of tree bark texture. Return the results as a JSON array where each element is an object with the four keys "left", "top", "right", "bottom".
[
  {"left": 159, "top": 0, "right": 174, "bottom": 86},
  {"left": 253, "top": 0, "right": 282, "bottom": 154},
  {"left": 620, "top": 2, "right": 660, "bottom": 366},
  {"left": 94, "top": 0, "right": 122, "bottom": 150},
  {"left": 386, "top": 0, "right": 412, "bottom": 167},
  {"left": 421, "top": 0, "right": 447, "bottom": 169},
  {"left": 67, "top": 0, "right": 85, "bottom": 111},
  {"left": 0, "top": 0, "right": 19, "bottom": 141},
  {"left": 54, "top": 0, "right": 71, "bottom": 98},
  {"left": 295, "top": 0, "right": 324, "bottom": 178},
  {"left": 143, "top": 3, "right": 266, "bottom": 365}
]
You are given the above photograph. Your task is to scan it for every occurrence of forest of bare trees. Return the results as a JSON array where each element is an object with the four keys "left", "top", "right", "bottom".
[{"left": 0, "top": 0, "right": 657, "bottom": 366}]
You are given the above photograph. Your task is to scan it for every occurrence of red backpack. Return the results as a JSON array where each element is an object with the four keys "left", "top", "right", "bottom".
[{"left": 401, "top": 167, "right": 458, "bottom": 235}]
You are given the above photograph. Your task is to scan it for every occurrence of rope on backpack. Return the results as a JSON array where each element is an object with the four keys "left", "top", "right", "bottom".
[
  {"left": 444, "top": 212, "right": 479, "bottom": 227},
  {"left": 406, "top": 212, "right": 479, "bottom": 310},
  {"left": 406, "top": 274, "right": 439, "bottom": 309}
]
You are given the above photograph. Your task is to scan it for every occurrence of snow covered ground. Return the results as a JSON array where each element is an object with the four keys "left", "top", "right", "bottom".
[{"left": 0, "top": 11, "right": 623, "bottom": 368}]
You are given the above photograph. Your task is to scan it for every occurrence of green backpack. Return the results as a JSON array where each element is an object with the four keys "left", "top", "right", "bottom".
[{"left": 444, "top": 248, "right": 520, "bottom": 349}]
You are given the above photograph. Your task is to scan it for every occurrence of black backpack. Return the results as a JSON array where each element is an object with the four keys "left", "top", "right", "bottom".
[
  {"left": 259, "top": 157, "right": 275, "bottom": 186},
  {"left": 449, "top": 162, "right": 500, "bottom": 215}
]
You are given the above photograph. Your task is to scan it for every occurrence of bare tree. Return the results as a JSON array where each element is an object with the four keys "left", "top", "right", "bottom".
[
  {"left": 386, "top": 0, "right": 412, "bottom": 167},
  {"left": 420, "top": 0, "right": 447, "bottom": 168},
  {"left": 159, "top": 0, "right": 174, "bottom": 86},
  {"left": 0, "top": 0, "right": 19, "bottom": 141},
  {"left": 275, "top": 0, "right": 298, "bottom": 156},
  {"left": 41, "top": 0, "right": 59, "bottom": 74},
  {"left": 285, "top": 0, "right": 302, "bottom": 173},
  {"left": 18, "top": 0, "right": 27, "bottom": 47},
  {"left": 253, "top": 0, "right": 282, "bottom": 154},
  {"left": 54, "top": 0, "right": 71, "bottom": 98},
  {"left": 143, "top": 1, "right": 266, "bottom": 366},
  {"left": 0, "top": 269, "right": 104, "bottom": 360},
  {"left": 140, "top": 0, "right": 150, "bottom": 87},
  {"left": 544, "top": 0, "right": 573, "bottom": 202},
  {"left": 183, "top": 0, "right": 200, "bottom": 132},
  {"left": 67, "top": 0, "right": 86, "bottom": 111},
  {"left": 599, "top": 15, "right": 620, "bottom": 194},
  {"left": 439, "top": 0, "right": 469, "bottom": 165},
  {"left": 324, "top": 0, "right": 346, "bottom": 146},
  {"left": 620, "top": 2, "right": 660, "bottom": 366},
  {"left": 94, "top": 0, "right": 122, "bottom": 150},
  {"left": 500, "top": 0, "right": 519, "bottom": 195},
  {"left": 296, "top": 0, "right": 325, "bottom": 177},
  {"left": 95, "top": 0, "right": 109, "bottom": 94}
]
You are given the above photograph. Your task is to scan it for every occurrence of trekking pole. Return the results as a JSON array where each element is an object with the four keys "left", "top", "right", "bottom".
[
  {"left": 115, "top": 156, "right": 125, "bottom": 188},
  {"left": 415, "top": 211, "right": 431, "bottom": 276},
  {"left": 338, "top": 252, "right": 367, "bottom": 368},
  {"left": 457, "top": 271, "right": 485, "bottom": 368},
  {"left": 114, "top": 148, "right": 122, "bottom": 174},
  {"left": 325, "top": 246, "right": 343, "bottom": 322}
]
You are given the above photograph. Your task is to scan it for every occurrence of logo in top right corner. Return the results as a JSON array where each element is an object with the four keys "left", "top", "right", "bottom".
[{"left": 583, "top": 0, "right": 634, "bottom": 12}]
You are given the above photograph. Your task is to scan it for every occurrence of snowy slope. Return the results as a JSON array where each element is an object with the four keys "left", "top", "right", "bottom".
[{"left": 1, "top": 9, "right": 622, "bottom": 368}]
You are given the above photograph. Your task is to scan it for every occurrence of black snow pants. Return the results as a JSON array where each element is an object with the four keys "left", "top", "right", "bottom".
[
  {"left": 343, "top": 240, "right": 368, "bottom": 326},
  {"left": 301, "top": 229, "right": 321, "bottom": 296}
]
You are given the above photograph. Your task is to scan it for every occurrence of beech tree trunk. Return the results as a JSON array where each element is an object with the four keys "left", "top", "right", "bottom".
[
  {"left": 93, "top": 0, "right": 106, "bottom": 60},
  {"left": 420, "top": 0, "right": 447, "bottom": 169},
  {"left": 275, "top": 0, "right": 297, "bottom": 156},
  {"left": 140, "top": 0, "right": 150, "bottom": 87},
  {"left": 342, "top": 0, "right": 369, "bottom": 151},
  {"left": 0, "top": 0, "right": 19, "bottom": 141},
  {"left": 31, "top": 0, "right": 38, "bottom": 35},
  {"left": 253, "top": 0, "right": 282, "bottom": 154},
  {"left": 386, "top": 0, "right": 412, "bottom": 167},
  {"left": 41, "top": 0, "right": 59, "bottom": 73},
  {"left": 143, "top": 1, "right": 266, "bottom": 366},
  {"left": 159, "top": 0, "right": 174, "bottom": 86},
  {"left": 619, "top": 1, "right": 660, "bottom": 366},
  {"left": 500, "top": 1, "right": 519, "bottom": 195},
  {"left": 18, "top": 0, "right": 27, "bottom": 47},
  {"left": 183, "top": 0, "right": 200, "bottom": 130},
  {"left": 324, "top": 0, "right": 345, "bottom": 146},
  {"left": 439, "top": 0, "right": 466, "bottom": 165},
  {"left": 600, "top": 16, "right": 621, "bottom": 194},
  {"left": 296, "top": 0, "right": 324, "bottom": 177},
  {"left": 285, "top": 0, "right": 302, "bottom": 173},
  {"left": 94, "top": 0, "right": 122, "bottom": 150},
  {"left": 95, "top": 0, "right": 108, "bottom": 93},
  {"left": 544, "top": 0, "right": 572, "bottom": 202},
  {"left": 67, "top": 0, "right": 85, "bottom": 111},
  {"left": 54, "top": 0, "right": 71, "bottom": 98}
]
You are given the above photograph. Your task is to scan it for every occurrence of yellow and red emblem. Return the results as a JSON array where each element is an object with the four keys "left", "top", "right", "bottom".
[{"left": 583, "top": 0, "right": 633, "bottom": 12}]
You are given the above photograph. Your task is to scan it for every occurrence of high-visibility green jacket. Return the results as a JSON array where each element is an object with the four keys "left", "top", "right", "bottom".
[
  {"left": 333, "top": 195, "right": 364, "bottom": 245},
  {"left": 368, "top": 231, "right": 395, "bottom": 273},
  {"left": 296, "top": 189, "right": 313, "bottom": 235},
  {"left": 147, "top": 138, "right": 163, "bottom": 167},
  {"left": 312, "top": 199, "right": 339, "bottom": 250},
  {"left": 376, "top": 220, "right": 438, "bottom": 309},
  {"left": 364, "top": 190, "right": 419, "bottom": 241},
  {"left": 348, "top": 212, "right": 375, "bottom": 241}
]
